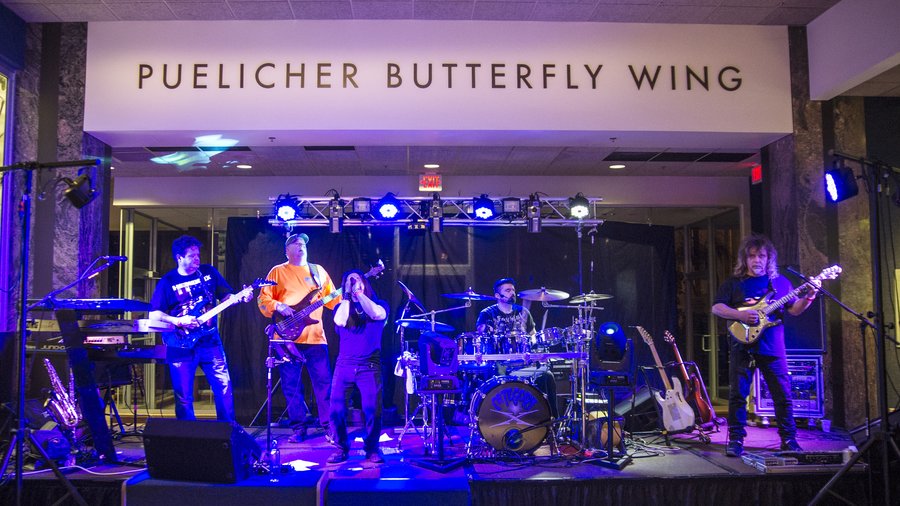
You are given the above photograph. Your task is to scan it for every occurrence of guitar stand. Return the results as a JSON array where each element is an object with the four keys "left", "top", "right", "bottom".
[{"left": 638, "top": 366, "right": 701, "bottom": 447}]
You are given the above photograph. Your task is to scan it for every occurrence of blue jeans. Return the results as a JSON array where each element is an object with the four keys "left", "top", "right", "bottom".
[
  {"left": 281, "top": 344, "right": 332, "bottom": 429},
  {"left": 330, "top": 361, "right": 382, "bottom": 454},
  {"left": 168, "top": 344, "right": 234, "bottom": 422},
  {"left": 728, "top": 345, "right": 796, "bottom": 441}
]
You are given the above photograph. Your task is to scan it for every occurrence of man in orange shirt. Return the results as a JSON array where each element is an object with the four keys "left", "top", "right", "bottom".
[{"left": 258, "top": 233, "right": 341, "bottom": 442}]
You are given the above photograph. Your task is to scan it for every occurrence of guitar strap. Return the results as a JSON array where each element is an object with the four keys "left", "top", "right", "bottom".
[{"left": 309, "top": 263, "right": 322, "bottom": 290}]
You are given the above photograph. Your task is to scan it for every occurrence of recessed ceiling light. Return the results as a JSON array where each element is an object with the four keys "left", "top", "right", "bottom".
[
  {"left": 423, "top": 163, "right": 440, "bottom": 169},
  {"left": 236, "top": 164, "right": 252, "bottom": 170},
  {"left": 609, "top": 164, "right": 626, "bottom": 170}
]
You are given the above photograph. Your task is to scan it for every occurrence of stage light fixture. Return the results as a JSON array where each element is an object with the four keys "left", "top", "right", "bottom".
[
  {"left": 472, "top": 194, "right": 495, "bottom": 220},
  {"left": 824, "top": 161, "right": 859, "bottom": 203},
  {"left": 375, "top": 192, "right": 402, "bottom": 220},
  {"left": 526, "top": 194, "right": 542, "bottom": 233},
  {"left": 596, "top": 322, "right": 627, "bottom": 362},
  {"left": 502, "top": 197, "right": 522, "bottom": 215},
  {"left": 429, "top": 194, "right": 444, "bottom": 233},
  {"left": 569, "top": 193, "right": 590, "bottom": 219},
  {"left": 274, "top": 194, "right": 301, "bottom": 221},
  {"left": 351, "top": 198, "right": 372, "bottom": 215},
  {"left": 329, "top": 195, "right": 344, "bottom": 233},
  {"left": 62, "top": 175, "right": 97, "bottom": 209}
]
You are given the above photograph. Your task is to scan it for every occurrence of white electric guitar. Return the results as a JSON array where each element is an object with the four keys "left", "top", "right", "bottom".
[{"left": 636, "top": 326, "right": 695, "bottom": 433}]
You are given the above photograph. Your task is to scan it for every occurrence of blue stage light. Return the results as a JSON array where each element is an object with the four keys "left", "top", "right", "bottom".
[
  {"left": 274, "top": 194, "right": 301, "bottom": 221},
  {"left": 596, "top": 322, "right": 627, "bottom": 361},
  {"left": 375, "top": 192, "right": 402, "bottom": 220},
  {"left": 472, "top": 194, "right": 495, "bottom": 220},
  {"left": 824, "top": 164, "right": 859, "bottom": 203}
]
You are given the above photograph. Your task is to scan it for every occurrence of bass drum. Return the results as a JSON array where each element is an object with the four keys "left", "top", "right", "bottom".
[{"left": 468, "top": 376, "right": 551, "bottom": 453}]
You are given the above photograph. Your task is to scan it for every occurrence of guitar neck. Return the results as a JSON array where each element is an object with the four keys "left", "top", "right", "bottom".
[
  {"left": 647, "top": 341, "right": 673, "bottom": 391},
  {"left": 666, "top": 334, "right": 691, "bottom": 382},
  {"left": 297, "top": 287, "right": 344, "bottom": 318},
  {"left": 763, "top": 280, "right": 816, "bottom": 315},
  {"left": 197, "top": 287, "right": 251, "bottom": 324}
]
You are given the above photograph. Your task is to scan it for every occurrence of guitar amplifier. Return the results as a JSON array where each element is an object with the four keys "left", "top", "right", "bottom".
[{"left": 753, "top": 354, "right": 824, "bottom": 419}]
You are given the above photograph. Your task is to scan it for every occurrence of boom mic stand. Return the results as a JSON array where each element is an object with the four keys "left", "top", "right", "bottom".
[
  {"left": 1, "top": 159, "right": 100, "bottom": 506},
  {"left": 810, "top": 154, "right": 900, "bottom": 506}
]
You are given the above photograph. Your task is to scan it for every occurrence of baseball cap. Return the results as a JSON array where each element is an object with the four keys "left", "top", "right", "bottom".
[{"left": 285, "top": 233, "right": 310, "bottom": 247}]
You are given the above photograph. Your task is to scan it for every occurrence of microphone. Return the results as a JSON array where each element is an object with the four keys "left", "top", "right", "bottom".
[
  {"left": 397, "top": 280, "right": 425, "bottom": 312},
  {"left": 101, "top": 255, "right": 128, "bottom": 262}
]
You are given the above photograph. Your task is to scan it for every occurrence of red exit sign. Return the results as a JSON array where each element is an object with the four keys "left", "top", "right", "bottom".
[{"left": 419, "top": 173, "right": 442, "bottom": 191}]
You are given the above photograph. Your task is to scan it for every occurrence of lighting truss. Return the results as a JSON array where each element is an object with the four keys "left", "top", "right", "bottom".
[{"left": 268, "top": 195, "right": 603, "bottom": 228}]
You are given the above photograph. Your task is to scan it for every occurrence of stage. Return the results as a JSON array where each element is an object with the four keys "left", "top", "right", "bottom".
[{"left": 1, "top": 421, "right": 882, "bottom": 506}]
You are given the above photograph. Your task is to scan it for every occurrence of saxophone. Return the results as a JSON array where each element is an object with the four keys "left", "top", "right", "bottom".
[{"left": 42, "top": 358, "right": 81, "bottom": 429}]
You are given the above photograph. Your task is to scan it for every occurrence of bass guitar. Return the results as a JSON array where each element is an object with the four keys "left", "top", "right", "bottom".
[
  {"left": 663, "top": 330, "right": 715, "bottom": 426},
  {"left": 166, "top": 278, "right": 276, "bottom": 349},
  {"left": 636, "top": 326, "right": 695, "bottom": 433},
  {"left": 271, "top": 260, "right": 384, "bottom": 341},
  {"left": 728, "top": 265, "right": 841, "bottom": 345}
]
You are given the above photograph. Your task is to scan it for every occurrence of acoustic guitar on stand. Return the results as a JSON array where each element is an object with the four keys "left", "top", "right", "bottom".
[
  {"left": 663, "top": 330, "right": 715, "bottom": 426},
  {"left": 636, "top": 326, "right": 695, "bottom": 433}
]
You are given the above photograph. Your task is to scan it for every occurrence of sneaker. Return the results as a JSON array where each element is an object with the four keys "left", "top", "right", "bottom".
[
  {"left": 780, "top": 439, "right": 802, "bottom": 452},
  {"left": 725, "top": 440, "right": 744, "bottom": 457},
  {"left": 366, "top": 451, "right": 385, "bottom": 464},
  {"left": 327, "top": 450, "right": 348, "bottom": 464}
]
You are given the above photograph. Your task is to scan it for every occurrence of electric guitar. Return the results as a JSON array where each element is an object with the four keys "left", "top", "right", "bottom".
[
  {"left": 271, "top": 260, "right": 385, "bottom": 341},
  {"left": 663, "top": 330, "right": 715, "bottom": 426},
  {"left": 165, "top": 278, "right": 276, "bottom": 349},
  {"left": 728, "top": 265, "right": 841, "bottom": 345},
  {"left": 636, "top": 326, "right": 695, "bottom": 433}
]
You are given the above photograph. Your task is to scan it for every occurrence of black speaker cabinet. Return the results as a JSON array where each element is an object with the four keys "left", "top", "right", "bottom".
[
  {"left": 613, "top": 386, "right": 659, "bottom": 432},
  {"left": 142, "top": 418, "right": 261, "bottom": 483},
  {"left": 783, "top": 268, "right": 827, "bottom": 352}
]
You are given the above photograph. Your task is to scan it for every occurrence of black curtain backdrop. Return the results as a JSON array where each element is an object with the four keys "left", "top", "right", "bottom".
[{"left": 222, "top": 218, "right": 678, "bottom": 425}]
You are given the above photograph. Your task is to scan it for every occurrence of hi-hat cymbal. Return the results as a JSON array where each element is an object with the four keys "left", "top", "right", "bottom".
[
  {"left": 442, "top": 288, "right": 495, "bottom": 301},
  {"left": 395, "top": 318, "right": 454, "bottom": 333},
  {"left": 569, "top": 292, "right": 614, "bottom": 304},
  {"left": 519, "top": 288, "right": 570, "bottom": 302}
]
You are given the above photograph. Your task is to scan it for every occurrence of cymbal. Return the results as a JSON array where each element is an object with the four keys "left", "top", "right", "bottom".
[
  {"left": 442, "top": 288, "right": 495, "bottom": 301},
  {"left": 569, "top": 292, "right": 614, "bottom": 303},
  {"left": 519, "top": 288, "right": 570, "bottom": 302},
  {"left": 395, "top": 318, "right": 454, "bottom": 333}
]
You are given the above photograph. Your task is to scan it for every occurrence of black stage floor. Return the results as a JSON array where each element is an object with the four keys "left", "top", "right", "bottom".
[{"left": 0, "top": 421, "right": 884, "bottom": 505}]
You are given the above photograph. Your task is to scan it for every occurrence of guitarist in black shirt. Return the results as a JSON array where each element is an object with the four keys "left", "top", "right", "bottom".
[
  {"left": 150, "top": 235, "right": 252, "bottom": 421},
  {"left": 711, "top": 234, "right": 818, "bottom": 457}
]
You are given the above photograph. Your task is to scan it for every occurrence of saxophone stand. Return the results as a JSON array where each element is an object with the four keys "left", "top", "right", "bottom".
[{"left": 1, "top": 159, "right": 103, "bottom": 506}]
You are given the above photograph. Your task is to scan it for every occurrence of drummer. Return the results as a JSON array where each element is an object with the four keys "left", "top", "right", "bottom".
[
  {"left": 476, "top": 277, "right": 536, "bottom": 339},
  {"left": 476, "top": 277, "right": 558, "bottom": 420}
]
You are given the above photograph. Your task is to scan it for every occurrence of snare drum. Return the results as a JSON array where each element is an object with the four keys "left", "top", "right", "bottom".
[
  {"left": 457, "top": 332, "right": 496, "bottom": 356},
  {"left": 468, "top": 376, "right": 552, "bottom": 453}
]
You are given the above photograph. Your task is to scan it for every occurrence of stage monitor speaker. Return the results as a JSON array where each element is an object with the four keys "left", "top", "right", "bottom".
[
  {"left": 142, "top": 418, "right": 261, "bottom": 483},
  {"left": 783, "top": 268, "right": 827, "bottom": 352},
  {"left": 613, "top": 386, "right": 659, "bottom": 432},
  {"left": 849, "top": 410, "right": 900, "bottom": 448}
]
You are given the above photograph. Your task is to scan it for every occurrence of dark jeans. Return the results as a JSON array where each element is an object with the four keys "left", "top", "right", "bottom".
[
  {"left": 168, "top": 344, "right": 234, "bottom": 421},
  {"left": 281, "top": 344, "right": 332, "bottom": 429},
  {"left": 330, "top": 361, "right": 382, "bottom": 454},
  {"left": 728, "top": 345, "right": 796, "bottom": 441}
]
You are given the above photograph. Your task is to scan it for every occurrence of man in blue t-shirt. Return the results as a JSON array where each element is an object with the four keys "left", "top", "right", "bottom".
[
  {"left": 712, "top": 234, "right": 818, "bottom": 457},
  {"left": 327, "top": 270, "right": 389, "bottom": 465},
  {"left": 149, "top": 235, "right": 250, "bottom": 421}
]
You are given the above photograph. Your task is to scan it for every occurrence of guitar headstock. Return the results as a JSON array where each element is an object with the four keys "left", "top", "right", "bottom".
[
  {"left": 817, "top": 264, "right": 842, "bottom": 281},
  {"left": 635, "top": 326, "right": 654, "bottom": 346},
  {"left": 662, "top": 330, "right": 675, "bottom": 344},
  {"left": 364, "top": 259, "right": 386, "bottom": 280},
  {"left": 252, "top": 278, "right": 278, "bottom": 289}
]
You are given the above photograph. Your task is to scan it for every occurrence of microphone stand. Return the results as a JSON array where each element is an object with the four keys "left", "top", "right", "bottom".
[{"left": 810, "top": 154, "right": 900, "bottom": 506}]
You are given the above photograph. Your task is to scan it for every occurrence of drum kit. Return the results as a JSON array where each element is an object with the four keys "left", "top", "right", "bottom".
[{"left": 394, "top": 283, "right": 617, "bottom": 461}]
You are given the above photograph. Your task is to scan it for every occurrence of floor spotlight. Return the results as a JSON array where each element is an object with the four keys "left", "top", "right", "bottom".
[
  {"left": 526, "top": 194, "right": 542, "bottom": 233},
  {"left": 473, "top": 194, "right": 495, "bottom": 220},
  {"left": 596, "top": 322, "right": 627, "bottom": 361},
  {"left": 375, "top": 192, "right": 402, "bottom": 220},
  {"left": 274, "top": 194, "right": 301, "bottom": 221},
  {"left": 329, "top": 195, "right": 344, "bottom": 233},
  {"left": 569, "top": 193, "right": 590, "bottom": 219},
  {"left": 825, "top": 161, "right": 859, "bottom": 203}
]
